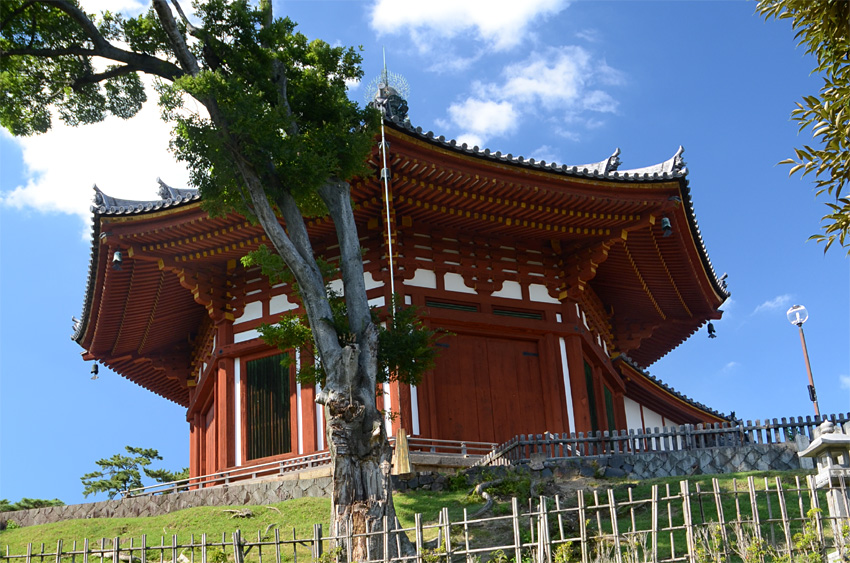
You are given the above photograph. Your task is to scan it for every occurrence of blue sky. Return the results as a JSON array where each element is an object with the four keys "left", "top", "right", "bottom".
[{"left": 1, "top": 0, "right": 848, "bottom": 506}]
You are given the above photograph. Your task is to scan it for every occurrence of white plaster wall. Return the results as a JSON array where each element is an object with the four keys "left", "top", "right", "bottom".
[
  {"left": 664, "top": 417, "right": 683, "bottom": 449},
  {"left": 624, "top": 397, "right": 643, "bottom": 432},
  {"left": 235, "top": 301, "right": 262, "bottom": 324},
  {"left": 269, "top": 293, "right": 297, "bottom": 315},
  {"left": 642, "top": 406, "right": 666, "bottom": 450},
  {"left": 528, "top": 283, "right": 560, "bottom": 304},
  {"left": 444, "top": 272, "right": 476, "bottom": 294},
  {"left": 403, "top": 268, "right": 437, "bottom": 289},
  {"left": 642, "top": 407, "right": 664, "bottom": 432},
  {"left": 234, "top": 329, "right": 260, "bottom": 344},
  {"left": 492, "top": 280, "right": 522, "bottom": 299},
  {"left": 364, "top": 272, "right": 384, "bottom": 290}
]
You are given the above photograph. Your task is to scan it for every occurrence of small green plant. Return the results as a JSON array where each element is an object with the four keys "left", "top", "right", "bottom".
[
  {"left": 445, "top": 471, "right": 469, "bottom": 492},
  {"left": 4, "top": 519, "right": 20, "bottom": 530},
  {"left": 488, "top": 549, "right": 510, "bottom": 563},
  {"left": 315, "top": 546, "right": 343, "bottom": 563},
  {"left": 694, "top": 523, "right": 724, "bottom": 563},
  {"left": 788, "top": 508, "right": 823, "bottom": 563},
  {"left": 207, "top": 547, "right": 229, "bottom": 563},
  {"left": 422, "top": 545, "right": 446, "bottom": 563},
  {"left": 553, "top": 542, "right": 577, "bottom": 563}
]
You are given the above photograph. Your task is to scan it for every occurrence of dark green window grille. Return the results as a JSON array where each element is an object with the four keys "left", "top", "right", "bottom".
[
  {"left": 425, "top": 300, "right": 478, "bottom": 312},
  {"left": 246, "top": 353, "right": 291, "bottom": 460},
  {"left": 604, "top": 386, "right": 616, "bottom": 432},
  {"left": 493, "top": 308, "right": 543, "bottom": 320},
  {"left": 584, "top": 361, "right": 598, "bottom": 433}
]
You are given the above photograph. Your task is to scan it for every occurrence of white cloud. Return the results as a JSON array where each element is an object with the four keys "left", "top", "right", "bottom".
[
  {"left": 753, "top": 294, "right": 793, "bottom": 314},
  {"left": 370, "top": 0, "right": 568, "bottom": 52},
  {"left": 721, "top": 361, "right": 739, "bottom": 374},
  {"left": 81, "top": 0, "right": 147, "bottom": 14},
  {"left": 529, "top": 145, "right": 561, "bottom": 164},
  {"left": 444, "top": 46, "right": 622, "bottom": 146},
  {"left": 445, "top": 99, "right": 518, "bottom": 145},
  {"left": 840, "top": 375, "right": 850, "bottom": 390},
  {"left": 0, "top": 86, "right": 190, "bottom": 231}
]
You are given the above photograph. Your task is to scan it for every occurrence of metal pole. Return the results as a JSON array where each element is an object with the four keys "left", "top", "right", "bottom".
[{"left": 798, "top": 325, "right": 820, "bottom": 417}]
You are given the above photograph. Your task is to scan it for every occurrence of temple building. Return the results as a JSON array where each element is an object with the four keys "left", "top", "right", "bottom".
[{"left": 73, "top": 110, "right": 730, "bottom": 479}]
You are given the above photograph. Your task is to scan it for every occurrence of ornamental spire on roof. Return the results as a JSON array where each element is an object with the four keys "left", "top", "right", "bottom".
[{"left": 366, "top": 48, "right": 410, "bottom": 122}]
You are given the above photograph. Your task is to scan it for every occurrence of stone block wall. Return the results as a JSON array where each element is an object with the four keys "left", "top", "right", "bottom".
[
  {"left": 496, "top": 442, "right": 804, "bottom": 482},
  {"left": 0, "top": 442, "right": 805, "bottom": 530},
  {"left": 0, "top": 474, "right": 332, "bottom": 530}
]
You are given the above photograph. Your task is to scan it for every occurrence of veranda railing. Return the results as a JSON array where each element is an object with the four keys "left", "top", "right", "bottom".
[
  {"left": 477, "top": 412, "right": 850, "bottom": 467},
  {"left": 121, "top": 436, "right": 498, "bottom": 498},
  {"left": 5, "top": 475, "right": 847, "bottom": 563}
]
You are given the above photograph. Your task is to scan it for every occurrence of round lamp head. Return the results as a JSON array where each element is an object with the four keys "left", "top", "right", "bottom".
[{"left": 786, "top": 304, "right": 808, "bottom": 327}]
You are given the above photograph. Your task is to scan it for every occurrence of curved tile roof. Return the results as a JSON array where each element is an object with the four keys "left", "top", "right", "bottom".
[
  {"left": 73, "top": 118, "right": 730, "bottom": 358},
  {"left": 382, "top": 117, "right": 728, "bottom": 302},
  {"left": 617, "top": 355, "right": 729, "bottom": 422}
]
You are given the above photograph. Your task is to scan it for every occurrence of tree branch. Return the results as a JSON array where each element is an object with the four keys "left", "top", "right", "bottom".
[
  {"left": 1, "top": 46, "right": 97, "bottom": 57},
  {"left": 257, "top": 3, "right": 298, "bottom": 136},
  {"left": 5, "top": 1, "right": 184, "bottom": 82},
  {"left": 72, "top": 64, "right": 140, "bottom": 89},
  {"left": 318, "top": 180, "right": 371, "bottom": 336},
  {"left": 167, "top": 0, "right": 201, "bottom": 37},
  {"left": 151, "top": 0, "right": 199, "bottom": 75}
]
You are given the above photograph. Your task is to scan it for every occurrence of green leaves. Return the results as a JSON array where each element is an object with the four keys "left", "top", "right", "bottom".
[
  {"left": 758, "top": 0, "right": 850, "bottom": 254},
  {"left": 0, "top": 1, "right": 151, "bottom": 135},
  {"left": 377, "top": 297, "right": 444, "bottom": 387},
  {"left": 80, "top": 446, "right": 182, "bottom": 499}
]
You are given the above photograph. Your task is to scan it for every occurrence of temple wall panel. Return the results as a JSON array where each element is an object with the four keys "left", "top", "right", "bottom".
[{"left": 624, "top": 396, "right": 644, "bottom": 432}]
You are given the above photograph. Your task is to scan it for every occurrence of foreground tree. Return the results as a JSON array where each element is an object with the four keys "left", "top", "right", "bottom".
[
  {"left": 1, "top": 1, "right": 429, "bottom": 555},
  {"left": 757, "top": 0, "right": 850, "bottom": 253}
]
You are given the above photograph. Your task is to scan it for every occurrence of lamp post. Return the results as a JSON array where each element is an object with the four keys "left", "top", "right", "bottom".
[{"left": 787, "top": 304, "right": 820, "bottom": 417}]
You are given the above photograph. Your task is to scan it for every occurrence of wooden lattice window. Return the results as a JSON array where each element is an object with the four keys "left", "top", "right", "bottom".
[
  {"left": 246, "top": 353, "right": 291, "bottom": 460},
  {"left": 604, "top": 386, "right": 616, "bottom": 432}
]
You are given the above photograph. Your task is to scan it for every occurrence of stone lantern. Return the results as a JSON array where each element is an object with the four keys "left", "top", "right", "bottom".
[{"left": 798, "top": 420, "right": 850, "bottom": 560}]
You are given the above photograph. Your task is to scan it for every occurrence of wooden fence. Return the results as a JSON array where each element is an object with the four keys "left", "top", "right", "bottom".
[
  {"left": 122, "top": 436, "right": 497, "bottom": 497},
  {"left": 477, "top": 413, "right": 850, "bottom": 467},
  {"left": 4, "top": 475, "right": 849, "bottom": 563}
]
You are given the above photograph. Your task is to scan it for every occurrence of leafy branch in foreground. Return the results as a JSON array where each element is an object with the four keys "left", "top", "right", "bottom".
[{"left": 757, "top": 0, "right": 850, "bottom": 253}]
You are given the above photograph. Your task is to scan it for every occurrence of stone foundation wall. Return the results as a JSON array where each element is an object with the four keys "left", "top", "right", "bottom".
[
  {"left": 0, "top": 442, "right": 806, "bottom": 529},
  {"left": 497, "top": 442, "right": 805, "bottom": 481},
  {"left": 0, "top": 472, "right": 332, "bottom": 530}
]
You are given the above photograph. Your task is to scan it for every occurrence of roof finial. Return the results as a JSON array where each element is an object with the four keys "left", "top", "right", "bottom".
[{"left": 366, "top": 48, "right": 410, "bottom": 122}]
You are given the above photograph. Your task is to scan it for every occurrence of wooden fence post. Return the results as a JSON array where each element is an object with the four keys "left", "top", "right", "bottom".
[
  {"left": 747, "top": 476, "right": 764, "bottom": 551},
  {"left": 578, "top": 490, "right": 589, "bottom": 563},
  {"left": 442, "top": 507, "right": 452, "bottom": 563},
  {"left": 415, "top": 513, "right": 423, "bottom": 563},
  {"left": 775, "top": 477, "right": 793, "bottom": 560},
  {"left": 383, "top": 516, "right": 389, "bottom": 563},
  {"left": 680, "top": 481, "right": 697, "bottom": 563},
  {"left": 650, "top": 485, "right": 658, "bottom": 563},
  {"left": 512, "top": 497, "right": 523, "bottom": 563},
  {"left": 607, "top": 489, "right": 622, "bottom": 563},
  {"left": 312, "top": 524, "right": 323, "bottom": 561},
  {"left": 711, "top": 478, "right": 730, "bottom": 560}
]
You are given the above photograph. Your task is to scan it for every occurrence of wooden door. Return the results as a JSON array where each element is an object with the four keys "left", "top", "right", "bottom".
[
  {"left": 426, "top": 333, "right": 548, "bottom": 444},
  {"left": 203, "top": 404, "right": 216, "bottom": 477}
]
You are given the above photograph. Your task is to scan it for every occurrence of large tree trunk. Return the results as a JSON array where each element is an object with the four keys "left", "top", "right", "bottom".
[
  {"left": 242, "top": 173, "right": 412, "bottom": 559},
  {"left": 321, "top": 333, "right": 409, "bottom": 560}
]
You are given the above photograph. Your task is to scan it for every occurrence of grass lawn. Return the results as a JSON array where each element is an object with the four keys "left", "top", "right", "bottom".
[{"left": 0, "top": 470, "right": 824, "bottom": 562}]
